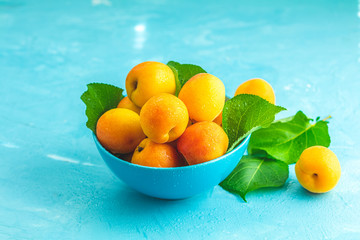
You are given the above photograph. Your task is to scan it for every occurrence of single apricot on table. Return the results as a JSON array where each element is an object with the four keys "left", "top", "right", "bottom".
[
  {"left": 117, "top": 96, "right": 141, "bottom": 114},
  {"left": 295, "top": 146, "right": 341, "bottom": 193},
  {"left": 140, "top": 93, "right": 189, "bottom": 143},
  {"left": 131, "top": 138, "right": 185, "bottom": 168},
  {"left": 235, "top": 78, "right": 275, "bottom": 104},
  {"left": 96, "top": 108, "right": 146, "bottom": 154},
  {"left": 178, "top": 73, "right": 225, "bottom": 122},
  {"left": 125, "top": 61, "right": 176, "bottom": 107},
  {"left": 177, "top": 121, "right": 229, "bottom": 165}
]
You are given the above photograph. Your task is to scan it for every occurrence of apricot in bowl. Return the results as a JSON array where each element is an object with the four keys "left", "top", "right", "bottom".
[{"left": 93, "top": 133, "right": 250, "bottom": 199}]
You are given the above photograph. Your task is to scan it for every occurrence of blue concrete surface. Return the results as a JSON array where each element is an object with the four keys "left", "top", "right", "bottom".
[{"left": 1, "top": 0, "right": 360, "bottom": 239}]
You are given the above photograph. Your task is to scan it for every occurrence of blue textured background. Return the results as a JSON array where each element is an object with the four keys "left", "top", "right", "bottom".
[{"left": 1, "top": 0, "right": 360, "bottom": 239}]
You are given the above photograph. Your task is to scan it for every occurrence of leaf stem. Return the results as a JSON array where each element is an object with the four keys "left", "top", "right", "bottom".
[
  {"left": 311, "top": 115, "right": 331, "bottom": 127},
  {"left": 322, "top": 115, "right": 332, "bottom": 122}
]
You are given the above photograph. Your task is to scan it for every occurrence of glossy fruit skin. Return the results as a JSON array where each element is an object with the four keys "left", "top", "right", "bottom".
[
  {"left": 96, "top": 108, "right": 146, "bottom": 154},
  {"left": 235, "top": 78, "right": 275, "bottom": 104},
  {"left": 117, "top": 96, "right": 141, "bottom": 114},
  {"left": 125, "top": 61, "right": 176, "bottom": 107},
  {"left": 295, "top": 146, "right": 341, "bottom": 193},
  {"left": 178, "top": 73, "right": 225, "bottom": 122},
  {"left": 131, "top": 139, "right": 185, "bottom": 168},
  {"left": 140, "top": 93, "right": 189, "bottom": 143},
  {"left": 177, "top": 121, "right": 229, "bottom": 165}
]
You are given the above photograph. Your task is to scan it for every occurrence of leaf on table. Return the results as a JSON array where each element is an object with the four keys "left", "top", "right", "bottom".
[
  {"left": 223, "top": 94, "right": 286, "bottom": 152},
  {"left": 248, "top": 111, "right": 331, "bottom": 164},
  {"left": 167, "top": 61, "right": 207, "bottom": 89},
  {"left": 220, "top": 155, "right": 289, "bottom": 202},
  {"left": 80, "top": 83, "right": 124, "bottom": 133}
]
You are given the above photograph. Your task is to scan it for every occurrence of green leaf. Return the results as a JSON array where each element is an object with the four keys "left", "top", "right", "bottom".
[
  {"left": 80, "top": 83, "right": 125, "bottom": 133},
  {"left": 223, "top": 94, "right": 286, "bottom": 152},
  {"left": 167, "top": 61, "right": 207, "bottom": 87},
  {"left": 167, "top": 64, "right": 182, "bottom": 96},
  {"left": 220, "top": 155, "right": 289, "bottom": 202},
  {"left": 248, "top": 111, "right": 331, "bottom": 164}
]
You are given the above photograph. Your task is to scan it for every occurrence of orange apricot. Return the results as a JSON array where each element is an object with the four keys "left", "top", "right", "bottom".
[
  {"left": 295, "top": 146, "right": 341, "bottom": 193},
  {"left": 235, "top": 78, "right": 275, "bottom": 104},
  {"left": 117, "top": 96, "right": 141, "bottom": 114},
  {"left": 178, "top": 73, "right": 225, "bottom": 122},
  {"left": 140, "top": 93, "right": 189, "bottom": 143},
  {"left": 96, "top": 108, "right": 146, "bottom": 154},
  {"left": 125, "top": 61, "right": 176, "bottom": 107},
  {"left": 177, "top": 121, "right": 229, "bottom": 165},
  {"left": 131, "top": 139, "right": 185, "bottom": 168}
]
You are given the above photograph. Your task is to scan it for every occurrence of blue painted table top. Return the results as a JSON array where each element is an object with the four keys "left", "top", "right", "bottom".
[{"left": 1, "top": 0, "right": 360, "bottom": 239}]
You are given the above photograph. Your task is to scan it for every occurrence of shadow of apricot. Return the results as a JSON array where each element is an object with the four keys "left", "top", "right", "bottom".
[
  {"left": 230, "top": 180, "right": 328, "bottom": 203},
  {"left": 244, "top": 180, "right": 330, "bottom": 203},
  {"left": 297, "top": 185, "right": 331, "bottom": 199}
]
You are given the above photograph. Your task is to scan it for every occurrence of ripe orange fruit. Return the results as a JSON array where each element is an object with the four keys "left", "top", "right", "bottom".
[
  {"left": 96, "top": 108, "right": 145, "bottom": 154},
  {"left": 235, "top": 78, "right": 275, "bottom": 104},
  {"left": 295, "top": 146, "right": 341, "bottom": 193}
]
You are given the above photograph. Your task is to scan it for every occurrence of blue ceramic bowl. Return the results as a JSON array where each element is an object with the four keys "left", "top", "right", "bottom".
[{"left": 93, "top": 133, "right": 250, "bottom": 199}]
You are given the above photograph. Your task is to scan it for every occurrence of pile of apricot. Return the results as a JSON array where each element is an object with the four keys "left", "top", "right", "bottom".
[{"left": 96, "top": 61, "right": 275, "bottom": 167}]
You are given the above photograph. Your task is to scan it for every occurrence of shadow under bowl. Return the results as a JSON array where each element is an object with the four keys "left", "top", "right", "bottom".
[{"left": 93, "top": 133, "right": 250, "bottom": 200}]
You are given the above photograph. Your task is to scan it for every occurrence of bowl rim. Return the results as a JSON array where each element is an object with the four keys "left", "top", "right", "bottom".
[{"left": 93, "top": 133, "right": 251, "bottom": 171}]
